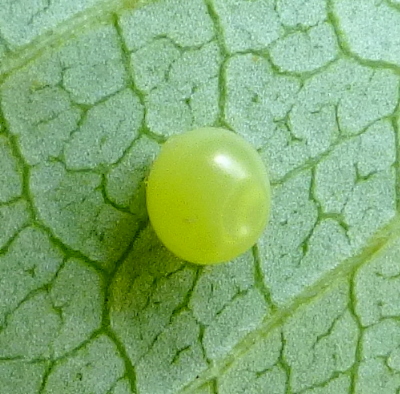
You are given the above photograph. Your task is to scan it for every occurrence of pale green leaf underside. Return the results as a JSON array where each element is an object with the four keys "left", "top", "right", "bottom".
[{"left": 0, "top": 0, "right": 399, "bottom": 393}]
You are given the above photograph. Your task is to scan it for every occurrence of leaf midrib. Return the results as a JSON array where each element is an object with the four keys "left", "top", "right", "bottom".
[
  {"left": 0, "top": 0, "right": 149, "bottom": 81},
  {"left": 180, "top": 216, "right": 400, "bottom": 393}
]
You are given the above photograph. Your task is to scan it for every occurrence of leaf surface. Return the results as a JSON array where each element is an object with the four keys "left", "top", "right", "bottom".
[{"left": 0, "top": 0, "right": 399, "bottom": 393}]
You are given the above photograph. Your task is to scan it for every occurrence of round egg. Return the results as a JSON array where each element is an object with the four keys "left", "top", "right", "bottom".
[{"left": 146, "top": 127, "right": 271, "bottom": 264}]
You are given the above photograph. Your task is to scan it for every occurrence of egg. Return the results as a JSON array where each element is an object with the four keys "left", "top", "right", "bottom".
[{"left": 146, "top": 127, "right": 271, "bottom": 264}]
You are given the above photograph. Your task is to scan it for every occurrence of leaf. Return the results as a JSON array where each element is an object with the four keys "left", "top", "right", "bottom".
[{"left": 0, "top": 0, "right": 399, "bottom": 393}]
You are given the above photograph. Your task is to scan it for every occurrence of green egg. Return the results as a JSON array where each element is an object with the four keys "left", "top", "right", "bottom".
[{"left": 146, "top": 127, "right": 271, "bottom": 265}]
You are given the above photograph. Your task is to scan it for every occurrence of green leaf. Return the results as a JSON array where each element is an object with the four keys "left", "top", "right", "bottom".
[{"left": 0, "top": 0, "right": 399, "bottom": 393}]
